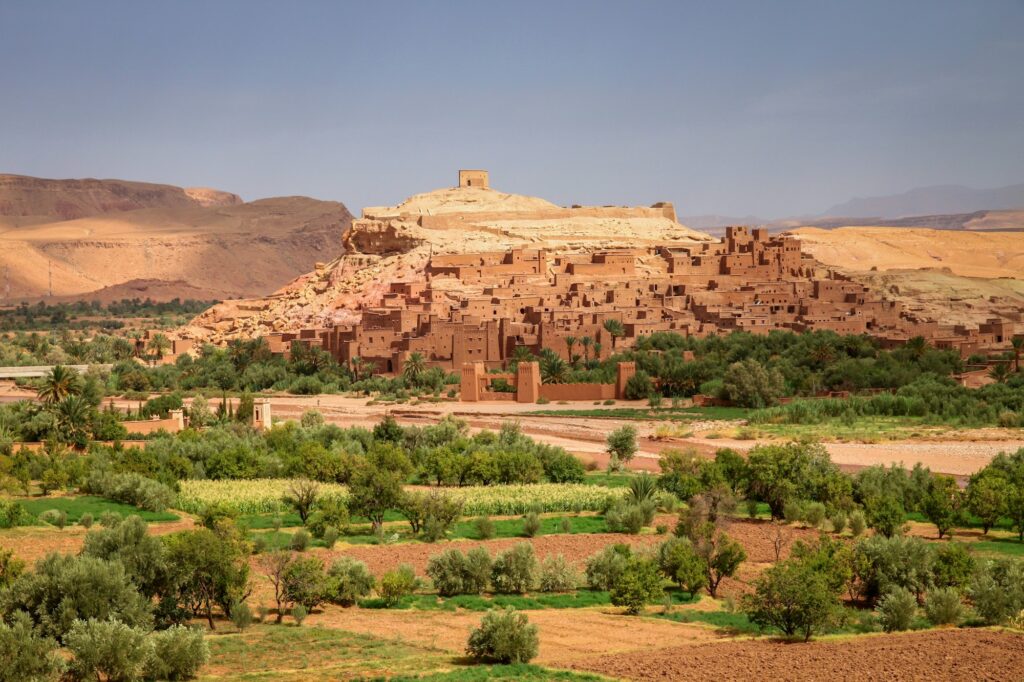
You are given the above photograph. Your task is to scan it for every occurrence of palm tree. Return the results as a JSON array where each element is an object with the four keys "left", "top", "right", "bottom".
[
  {"left": 592, "top": 342, "right": 603, "bottom": 361},
  {"left": 580, "top": 336, "right": 593, "bottom": 363},
  {"left": 350, "top": 356, "right": 364, "bottom": 381},
  {"left": 564, "top": 336, "right": 577, "bottom": 364},
  {"left": 603, "top": 319, "right": 624, "bottom": 350},
  {"left": 147, "top": 333, "right": 171, "bottom": 362},
  {"left": 905, "top": 336, "right": 928, "bottom": 361},
  {"left": 37, "top": 365, "right": 80, "bottom": 405},
  {"left": 540, "top": 353, "right": 570, "bottom": 384},
  {"left": 53, "top": 394, "right": 92, "bottom": 446},
  {"left": 989, "top": 363, "right": 1011, "bottom": 384},
  {"left": 403, "top": 352, "right": 427, "bottom": 384},
  {"left": 1011, "top": 337, "right": 1023, "bottom": 373}
]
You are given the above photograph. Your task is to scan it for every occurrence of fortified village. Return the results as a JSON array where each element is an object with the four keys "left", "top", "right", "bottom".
[{"left": 181, "top": 170, "right": 1014, "bottom": 400}]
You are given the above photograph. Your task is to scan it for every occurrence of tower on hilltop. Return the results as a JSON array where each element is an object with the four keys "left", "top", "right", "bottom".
[{"left": 458, "top": 169, "right": 489, "bottom": 189}]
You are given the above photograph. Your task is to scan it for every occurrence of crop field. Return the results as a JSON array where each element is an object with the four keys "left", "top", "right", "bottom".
[{"left": 178, "top": 479, "right": 627, "bottom": 516}]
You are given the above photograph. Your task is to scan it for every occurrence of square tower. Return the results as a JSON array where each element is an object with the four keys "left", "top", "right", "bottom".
[{"left": 458, "top": 170, "right": 489, "bottom": 189}]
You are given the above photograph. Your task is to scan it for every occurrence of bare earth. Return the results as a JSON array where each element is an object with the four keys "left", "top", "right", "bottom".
[{"left": 568, "top": 628, "right": 1024, "bottom": 682}]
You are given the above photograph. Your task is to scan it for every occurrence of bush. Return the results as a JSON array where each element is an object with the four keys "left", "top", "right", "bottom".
[
  {"left": 559, "top": 518, "right": 573, "bottom": 534},
  {"left": 804, "top": 502, "right": 826, "bottom": 528},
  {"left": 924, "top": 587, "right": 964, "bottom": 626},
  {"left": 538, "top": 555, "right": 577, "bottom": 593},
  {"left": 229, "top": 600, "right": 253, "bottom": 631},
  {"left": 39, "top": 509, "right": 67, "bottom": 530},
  {"left": 969, "top": 558, "right": 1024, "bottom": 625},
  {"left": 65, "top": 618, "right": 153, "bottom": 682},
  {"left": 475, "top": 516, "right": 496, "bottom": 540},
  {"left": 322, "top": 527, "right": 340, "bottom": 549},
  {"left": 783, "top": 500, "right": 805, "bottom": 525},
  {"left": 79, "top": 512, "right": 94, "bottom": 529},
  {"left": 325, "top": 557, "right": 375, "bottom": 607},
  {"left": 849, "top": 509, "right": 867, "bottom": 537},
  {"left": 877, "top": 587, "right": 917, "bottom": 632},
  {"left": 82, "top": 471, "right": 175, "bottom": 512},
  {"left": 610, "top": 556, "right": 663, "bottom": 615},
  {"left": 1, "top": 553, "right": 153, "bottom": 641},
  {"left": 282, "top": 556, "right": 327, "bottom": 611},
  {"left": 829, "top": 510, "right": 846, "bottom": 534},
  {"left": 0, "top": 499, "right": 33, "bottom": 529},
  {"left": 491, "top": 543, "right": 539, "bottom": 594},
  {"left": 657, "top": 537, "right": 706, "bottom": 597},
  {"left": 522, "top": 512, "right": 541, "bottom": 538},
  {"left": 932, "top": 543, "right": 974, "bottom": 589},
  {"left": 146, "top": 625, "right": 209, "bottom": 681},
  {"left": 379, "top": 564, "right": 420, "bottom": 606},
  {"left": 0, "top": 612, "right": 63, "bottom": 682},
  {"left": 427, "top": 548, "right": 492, "bottom": 597},
  {"left": 291, "top": 604, "right": 308, "bottom": 625},
  {"left": 307, "top": 497, "right": 349, "bottom": 539},
  {"left": 743, "top": 560, "right": 840, "bottom": 641},
  {"left": 605, "top": 502, "right": 647, "bottom": 534},
  {"left": 466, "top": 607, "right": 539, "bottom": 664},
  {"left": 290, "top": 529, "right": 311, "bottom": 552},
  {"left": 852, "top": 535, "right": 934, "bottom": 604},
  {"left": 585, "top": 544, "right": 631, "bottom": 590}
]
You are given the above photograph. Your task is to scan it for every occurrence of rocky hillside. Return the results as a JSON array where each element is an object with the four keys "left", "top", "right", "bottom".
[
  {"left": 0, "top": 175, "right": 352, "bottom": 302},
  {"left": 183, "top": 181, "right": 711, "bottom": 341}
]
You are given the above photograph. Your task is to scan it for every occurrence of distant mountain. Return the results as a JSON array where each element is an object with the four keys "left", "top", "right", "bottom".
[
  {"left": 824, "top": 183, "right": 1024, "bottom": 218},
  {"left": 0, "top": 174, "right": 352, "bottom": 302}
]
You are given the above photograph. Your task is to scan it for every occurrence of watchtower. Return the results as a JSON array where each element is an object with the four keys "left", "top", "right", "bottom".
[
  {"left": 253, "top": 398, "right": 273, "bottom": 431},
  {"left": 458, "top": 170, "right": 489, "bottom": 189}
]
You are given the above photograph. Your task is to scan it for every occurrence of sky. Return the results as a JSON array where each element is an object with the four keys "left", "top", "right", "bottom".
[{"left": 1, "top": 1, "right": 1022, "bottom": 217}]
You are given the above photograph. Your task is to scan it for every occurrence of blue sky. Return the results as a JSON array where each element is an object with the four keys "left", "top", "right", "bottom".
[{"left": 1, "top": 1, "right": 1021, "bottom": 216}]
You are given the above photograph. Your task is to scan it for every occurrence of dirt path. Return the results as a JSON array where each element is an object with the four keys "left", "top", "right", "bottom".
[{"left": 568, "top": 628, "right": 1024, "bottom": 681}]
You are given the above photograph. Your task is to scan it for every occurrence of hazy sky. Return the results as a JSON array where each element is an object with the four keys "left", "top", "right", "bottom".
[{"left": 2, "top": 1, "right": 1022, "bottom": 217}]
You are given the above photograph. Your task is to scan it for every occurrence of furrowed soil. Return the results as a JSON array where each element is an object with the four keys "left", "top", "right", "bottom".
[{"left": 568, "top": 628, "right": 1024, "bottom": 681}]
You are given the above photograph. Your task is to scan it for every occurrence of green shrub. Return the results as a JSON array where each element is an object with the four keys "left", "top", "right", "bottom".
[
  {"left": 466, "top": 607, "right": 539, "bottom": 664},
  {"left": 65, "top": 618, "right": 153, "bottom": 682},
  {"left": 932, "top": 543, "right": 974, "bottom": 589},
  {"left": 307, "top": 498, "right": 349, "bottom": 539},
  {"left": 853, "top": 535, "right": 934, "bottom": 604},
  {"left": 538, "top": 555, "right": 577, "bottom": 593},
  {"left": 657, "top": 537, "right": 706, "bottom": 596},
  {"left": 559, "top": 518, "right": 572, "bottom": 534},
  {"left": 39, "top": 509, "right": 67, "bottom": 530},
  {"left": 379, "top": 564, "right": 420, "bottom": 606},
  {"left": 0, "top": 500, "right": 33, "bottom": 529},
  {"left": 82, "top": 471, "right": 175, "bottom": 512},
  {"left": 1, "top": 553, "right": 153, "bottom": 641},
  {"left": 877, "top": 587, "right": 917, "bottom": 632},
  {"left": 291, "top": 604, "right": 308, "bottom": 625},
  {"left": 475, "top": 516, "right": 496, "bottom": 540},
  {"left": 924, "top": 587, "right": 964, "bottom": 626},
  {"left": 427, "top": 548, "right": 492, "bottom": 597},
  {"left": 969, "top": 558, "right": 1024, "bottom": 625},
  {"left": 829, "top": 510, "right": 846, "bottom": 534},
  {"left": 229, "top": 600, "right": 253, "bottom": 631},
  {"left": 585, "top": 544, "right": 631, "bottom": 590},
  {"left": 743, "top": 559, "right": 840, "bottom": 641},
  {"left": 147, "top": 625, "right": 210, "bottom": 681},
  {"left": 290, "top": 529, "right": 311, "bottom": 552},
  {"left": 610, "top": 556, "right": 663, "bottom": 615},
  {"left": 849, "top": 509, "right": 866, "bottom": 537},
  {"left": 79, "top": 512, "right": 94, "bottom": 529},
  {"left": 522, "top": 512, "right": 541, "bottom": 538},
  {"left": 605, "top": 502, "right": 646, "bottom": 534},
  {"left": 326, "top": 557, "right": 375, "bottom": 607},
  {"left": 282, "top": 556, "right": 327, "bottom": 611},
  {"left": 491, "top": 543, "right": 539, "bottom": 594},
  {"left": 803, "top": 502, "right": 826, "bottom": 528},
  {"left": 322, "top": 527, "right": 340, "bottom": 549},
  {"left": 783, "top": 500, "right": 805, "bottom": 525},
  {"left": 0, "top": 612, "right": 63, "bottom": 682}
]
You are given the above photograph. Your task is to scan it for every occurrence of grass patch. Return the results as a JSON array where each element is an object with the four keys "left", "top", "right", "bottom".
[
  {"left": 581, "top": 473, "right": 636, "bottom": 489},
  {"left": 450, "top": 514, "right": 608, "bottom": 540},
  {"left": 391, "top": 664, "right": 607, "bottom": 681},
  {"left": 968, "top": 537, "right": 1024, "bottom": 557},
  {"left": 201, "top": 625, "right": 452, "bottom": 681},
  {"left": 361, "top": 589, "right": 699, "bottom": 611},
  {"left": 19, "top": 496, "right": 179, "bottom": 524}
]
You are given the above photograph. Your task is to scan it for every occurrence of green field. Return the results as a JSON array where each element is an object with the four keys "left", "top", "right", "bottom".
[
  {"left": 19, "top": 495, "right": 180, "bottom": 524},
  {"left": 359, "top": 589, "right": 699, "bottom": 612}
]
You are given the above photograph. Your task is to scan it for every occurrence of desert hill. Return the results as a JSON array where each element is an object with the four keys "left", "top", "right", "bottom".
[
  {"left": 184, "top": 177, "right": 711, "bottom": 341},
  {"left": 0, "top": 174, "right": 242, "bottom": 226},
  {"left": 790, "top": 226, "right": 1024, "bottom": 325},
  {"left": 0, "top": 175, "right": 352, "bottom": 302}
]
